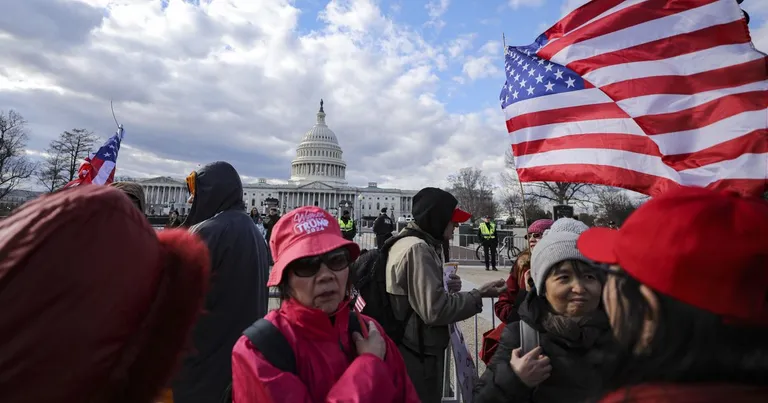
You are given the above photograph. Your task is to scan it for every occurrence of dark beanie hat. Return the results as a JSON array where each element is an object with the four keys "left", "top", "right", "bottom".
[{"left": 411, "top": 187, "right": 458, "bottom": 240}]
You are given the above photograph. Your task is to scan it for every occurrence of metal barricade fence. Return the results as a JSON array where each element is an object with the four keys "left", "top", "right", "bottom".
[{"left": 266, "top": 289, "right": 498, "bottom": 402}]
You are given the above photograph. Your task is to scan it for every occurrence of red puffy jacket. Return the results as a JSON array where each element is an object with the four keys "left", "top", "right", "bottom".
[{"left": 232, "top": 298, "right": 420, "bottom": 403}]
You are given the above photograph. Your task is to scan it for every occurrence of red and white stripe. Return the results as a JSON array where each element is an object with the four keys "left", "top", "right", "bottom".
[{"left": 506, "top": 0, "right": 767, "bottom": 197}]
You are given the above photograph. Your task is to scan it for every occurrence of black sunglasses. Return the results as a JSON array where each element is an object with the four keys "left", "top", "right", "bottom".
[{"left": 287, "top": 248, "right": 351, "bottom": 278}]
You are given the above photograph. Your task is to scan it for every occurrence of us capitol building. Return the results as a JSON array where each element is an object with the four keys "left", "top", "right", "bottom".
[{"left": 133, "top": 100, "right": 417, "bottom": 219}]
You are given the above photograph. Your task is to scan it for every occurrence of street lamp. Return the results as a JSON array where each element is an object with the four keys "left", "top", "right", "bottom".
[{"left": 358, "top": 194, "right": 365, "bottom": 228}]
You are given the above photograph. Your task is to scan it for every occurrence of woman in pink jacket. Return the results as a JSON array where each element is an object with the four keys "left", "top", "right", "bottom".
[{"left": 232, "top": 206, "right": 420, "bottom": 403}]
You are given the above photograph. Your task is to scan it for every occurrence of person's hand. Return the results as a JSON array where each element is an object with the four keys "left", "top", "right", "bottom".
[
  {"left": 477, "top": 279, "right": 507, "bottom": 298},
  {"left": 446, "top": 273, "right": 462, "bottom": 292},
  {"left": 510, "top": 346, "right": 551, "bottom": 387},
  {"left": 352, "top": 321, "right": 387, "bottom": 360},
  {"left": 523, "top": 270, "right": 532, "bottom": 292}
]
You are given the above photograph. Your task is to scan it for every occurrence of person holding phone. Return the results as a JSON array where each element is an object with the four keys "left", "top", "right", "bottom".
[{"left": 474, "top": 229, "right": 614, "bottom": 403}]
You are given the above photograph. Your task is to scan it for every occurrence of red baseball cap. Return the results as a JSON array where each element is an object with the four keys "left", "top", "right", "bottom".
[
  {"left": 452, "top": 207, "right": 471, "bottom": 223},
  {"left": 267, "top": 206, "right": 361, "bottom": 287},
  {"left": 578, "top": 186, "right": 768, "bottom": 325}
]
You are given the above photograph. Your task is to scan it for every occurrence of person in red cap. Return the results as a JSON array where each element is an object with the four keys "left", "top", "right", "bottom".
[
  {"left": 577, "top": 187, "right": 768, "bottom": 402},
  {"left": 0, "top": 185, "right": 211, "bottom": 403},
  {"left": 231, "top": 206, "right": 420, "bottom": 403},
  {"left": 384, "top": 187, "right": 506, "bottom": 403}
]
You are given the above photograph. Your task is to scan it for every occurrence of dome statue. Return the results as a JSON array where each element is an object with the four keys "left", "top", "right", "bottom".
[{"left": 290, "top": 99, "right": 347, "bottom": 185}]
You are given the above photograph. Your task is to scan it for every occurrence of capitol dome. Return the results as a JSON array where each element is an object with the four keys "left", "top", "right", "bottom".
[{"left": 290, "top": 99, "right": 347, "bottom": 185}]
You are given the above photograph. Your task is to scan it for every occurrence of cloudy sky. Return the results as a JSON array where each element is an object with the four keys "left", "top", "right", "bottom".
[{"left": 1, "top": 0, "right": 767, "bottom": 190}]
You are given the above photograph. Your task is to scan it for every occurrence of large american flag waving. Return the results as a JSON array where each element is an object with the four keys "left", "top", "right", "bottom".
[
  {"left": 501, "top": 0, "right": 767, "bottom": 197},
  {"left": 63, "top": 126, "right": 125, "bottom": 189}
]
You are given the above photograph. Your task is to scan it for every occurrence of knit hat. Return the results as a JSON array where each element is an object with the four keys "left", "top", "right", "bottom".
[
  {"left": 110, "top": 181, "right": 146, "bottom": 212},
  {"left": 549, "top": 218, "right": 590, "bottom": 235},
  {"left": 528, "top": 218, "right": 553, "bottom": 234},
  {"left": 530, "top": 231, "right": 592, "bottom": 293}
]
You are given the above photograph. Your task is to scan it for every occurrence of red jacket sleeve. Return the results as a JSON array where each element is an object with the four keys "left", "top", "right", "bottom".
[
  {"left": 231, "top": 330, "right": 419, "bottom": 403},
  {"left": 493, "top": 271, "right": 520, "bottom": 323}
]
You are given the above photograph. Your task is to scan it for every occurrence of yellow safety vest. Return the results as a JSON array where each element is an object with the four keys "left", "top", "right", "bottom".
[
  {"left": 339, "top": 218, "right": 353, "bottom": 231},
  {"left": 480, "top": 222, "right": 496, "bottom": 239}
]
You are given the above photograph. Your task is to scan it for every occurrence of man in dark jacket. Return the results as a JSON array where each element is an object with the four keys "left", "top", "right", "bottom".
[
  {"left": 263, "top": 207, "right": 281, "bottom": 242},
  {"left": 172, "top": 161, "right": 270, "bottom": 403},
  {"left": 373, "top": 207, "right": 394, "bottom": 249}
]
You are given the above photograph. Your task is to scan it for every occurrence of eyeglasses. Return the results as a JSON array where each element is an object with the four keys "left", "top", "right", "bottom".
[
  {"left": 287, "top": 248, "right": 351, "bottom": 278},
  {"left": 525, "top": 232, "right": 543, "bottom": 240},
  {"left": 186, "top": 171, "right": 196, "bottom": 195}
]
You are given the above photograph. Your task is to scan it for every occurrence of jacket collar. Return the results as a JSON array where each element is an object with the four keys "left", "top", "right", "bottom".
[
  {"left": 404, "top": 222, "right": 443, "bottom": 247},
  {"left": 280, "top": 298, "right": 352, "bottom": 341}
]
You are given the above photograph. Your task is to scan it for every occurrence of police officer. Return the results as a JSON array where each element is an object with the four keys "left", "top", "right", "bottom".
[
  {"left": 372, "top": 207, "right": 394, "bottom": 249},
  {"left": 478, "top": 215, "right": 498, "bottom": 271},
  {"left": 338, "top": 210, "right": 356, "bottom": 241}
]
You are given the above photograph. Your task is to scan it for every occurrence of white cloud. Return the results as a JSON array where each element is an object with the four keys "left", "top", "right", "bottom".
[
  {"left": 559, "top": 0, "right": 589, "bottom": 17},
  {"left": 0, "top": 0, "right": 511, "bottom": 191},
  {"left": 508, "top": 0, "right": 546, "bottom": 10},
  {"left": 743, "top": 1, "right": 768, "bottom": 53},
  {"left": 460, "top": 40, "right": 502, "bottom": 81},
  {"left": 425, "top": 0, "right": 450, "bottom": 31}
]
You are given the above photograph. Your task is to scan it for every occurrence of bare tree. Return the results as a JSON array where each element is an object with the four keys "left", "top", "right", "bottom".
[
  {"left": 0, "top": 110, "right": 35, "bottom": 199},
  {"left": 594, "top": 186, "right": 640, "bottom": 225},
  {"left": 502, "top": 148, "right": 594, "bottom": 206},
  {"left": 36, "top": 147, "right": 68, "bottom": 192},
  {"left": 50, "top": 128, "right": 98, "bottom": 182},
  {"left": 447, "top": 167, "right": 497, "bottom": 219}
]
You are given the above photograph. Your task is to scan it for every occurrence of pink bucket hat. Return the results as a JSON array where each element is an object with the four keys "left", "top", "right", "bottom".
[{"left": 267, "top": 206, "right": 361, "bottom": 287}]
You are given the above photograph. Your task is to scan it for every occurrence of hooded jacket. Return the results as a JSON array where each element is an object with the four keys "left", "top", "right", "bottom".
[
  {"left": 474, "top": 294, "right": 614, "bottom": 403},
  {"left": 173, "top": 161, "right": 270, "bottom": 403},
  {"left": 385, "top": 187, "right": 483, "bottom": 355},
  {"left": 232, "top": 298, "right": 420, "bottom": 403},
  {"left": 0, "top": 185, "right": 210, "bottom": 403}
]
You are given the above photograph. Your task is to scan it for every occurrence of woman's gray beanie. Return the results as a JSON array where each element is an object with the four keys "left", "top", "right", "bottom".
[
  {"left": 549, "top": 217, "right": 590, "bottom": 235},
  {"left": 530, "top": 231, "right": 592, "bottom": 293}
]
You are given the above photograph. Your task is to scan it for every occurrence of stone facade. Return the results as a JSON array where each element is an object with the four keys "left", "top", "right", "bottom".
[{"left": 133, "top": 101, "right": 417, "bottom": 218}]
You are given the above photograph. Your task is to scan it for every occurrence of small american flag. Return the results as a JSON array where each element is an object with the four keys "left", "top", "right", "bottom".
[
  {"left": 501, "top": 0, "right": 767, "bottom": 197},
  {"left": 352, "top": 288, "right": 366, "bottom": 312},
  {"left": 63, "top": 126, "right": 125, "bottom": 189}
]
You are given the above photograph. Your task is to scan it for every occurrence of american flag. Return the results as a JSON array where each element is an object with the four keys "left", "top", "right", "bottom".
[
  {"left": 63, "top": 126, "right": 125, "bottom": 189},
  {"left": 501, "top": 0, "right": 767, "bottom": 197},
  {"left": 352, "top": 287, "right": 366, "bottom": 312},
  {"left": 354, "top": 295, "right": 366, "bottom": 312}
]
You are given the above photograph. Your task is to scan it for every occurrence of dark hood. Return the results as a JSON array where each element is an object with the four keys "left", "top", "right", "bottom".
[
  {"left": 183, "top": 161, "right": 245, "bottom": 227},
  {"left": 411, "top": 187, "right": 458, "bottom": 240}
]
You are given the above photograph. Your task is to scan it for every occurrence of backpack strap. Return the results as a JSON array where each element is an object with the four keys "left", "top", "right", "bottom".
[
  {"left": 348, "top": 310, "right": 362, "bottom": 336},
  {"left": 243, "top": 318, "right": 297, "bottom": 374},
  {"left": 219, "top": 319, "right": 295, "bottom": 403},
  {"left": 519, "top": 320, "right": 540, "bottom": 355}
]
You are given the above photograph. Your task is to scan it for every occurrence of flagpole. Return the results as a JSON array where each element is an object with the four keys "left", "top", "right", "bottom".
[{"left": 502, "top": 32, "right": 532, "bottom": 237}]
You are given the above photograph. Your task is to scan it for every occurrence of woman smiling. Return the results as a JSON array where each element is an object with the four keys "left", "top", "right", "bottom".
[
  {"left": 475, "top": 230, "right": 615, "bottom": 403},
  {"left": 231, "top": 206, "right": 419, "bottom": 403}
]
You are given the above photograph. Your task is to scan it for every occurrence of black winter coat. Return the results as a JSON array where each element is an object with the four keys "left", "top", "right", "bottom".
[
  {"left": 474, "top": 294, "right": 615, "bottom": 403},
  {"left": 173, "top": 162, "right": 270, "bottom": 403}
]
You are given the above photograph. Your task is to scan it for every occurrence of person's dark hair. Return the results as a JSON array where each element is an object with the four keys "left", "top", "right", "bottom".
[{"left": 602, "top": 271, "right": 768, "bottom": 392}]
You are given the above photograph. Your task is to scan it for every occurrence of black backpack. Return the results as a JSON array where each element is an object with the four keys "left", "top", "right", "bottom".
[
  {"left": 219, "top": 311, "right": 362, "bottom": 403},
  {"left": 352, "top": 229, "right": 427, "bottom": 356}
]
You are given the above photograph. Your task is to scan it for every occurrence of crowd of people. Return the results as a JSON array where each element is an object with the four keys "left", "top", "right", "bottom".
[{"left": 0, "top": 160, "right": 766, "bottom": 403}]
